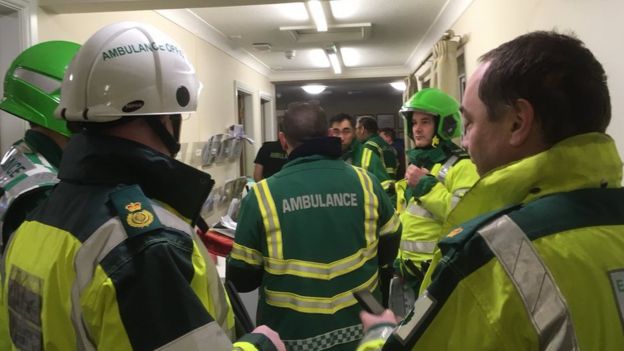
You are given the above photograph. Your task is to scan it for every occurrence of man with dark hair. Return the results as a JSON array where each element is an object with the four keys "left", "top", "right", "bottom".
[
  {"left": 328, "top": 112, "right": 359, "bottom": 161},
  {"left": 357, "top": 31, "right": 624, "bottom": 350},
  {"left": 379, "top": 128, "right": 405, "bottom": 181},
  {"left": 228, "top": 102, "right": 401, "bottom": 351},
  {"left": 355, "top": 116, "right": 398, "bottom": 179}
]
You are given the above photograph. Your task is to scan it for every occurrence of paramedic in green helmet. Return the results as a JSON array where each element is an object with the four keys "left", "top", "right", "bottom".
[
  {"left": 391, "top": 88, "right": 478, "bottom": 303},
  {"left": 0, "top": 40, "right": 81, "bottom": 253},
  {"left": 0, "top": 22, "right": 284, "bottom": 351}
]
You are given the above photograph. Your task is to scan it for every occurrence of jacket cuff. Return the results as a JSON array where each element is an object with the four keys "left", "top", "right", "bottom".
[
  {"left": 410, "top": 175, "right": 438, "bottom": 198},
  {"left": 235, "top": 333, "right": 278, "bottom": 351}
]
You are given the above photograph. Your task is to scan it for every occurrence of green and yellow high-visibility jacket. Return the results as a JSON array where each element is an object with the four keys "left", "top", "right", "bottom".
[
  {"left": 0, "top": 133, "right": 272, "bottom": 351},
  {"left": 394, "top": 141, "right": 478, "bottom": 278},
  {"left": 350, "top": 138, "right": 395, "bottom": 202},
  {"left": 360, "top": 134, "right": 398, "bottom": 180},
  {"left": 358, "top": 133, "right": 624, "bottom": 350},
  {"left": 228, "top": 137, "right": 401, "bottom": 351}
]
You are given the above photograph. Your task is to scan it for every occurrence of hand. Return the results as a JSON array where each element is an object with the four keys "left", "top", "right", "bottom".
[
  {"left": 405, "top": 165, "right": 430, "bottom": 187},
  {"left": 252, "top": 325, "right": 286, "bottom": 351},
  {"left": 359, "top": 309, "right": 398, "bottom": 333}
]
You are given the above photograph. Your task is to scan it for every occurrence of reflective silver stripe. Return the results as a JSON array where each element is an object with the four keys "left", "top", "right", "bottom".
[
  {"left": 379, "top": 212, "right": 401, "bottom": 236},
  {"left": 400, "top": 240, "right": 437, "bottom": 254},
  {"left": 436, "top": 155, "right": 458, "bottom": 183},
  {"left": 450, "top": 187, "right": 469, "bottom": 209},
  {"left": 478, "top": 215, "right": 578, "bottom": 350},
  {"left": 283, "top": 324, "right": 363, "bottom": 351},
  {"left": 154, "top": 204, "right": 233, "bottom": 339},
  {"left": 229, "top": 243, "right": 264, "bottom": 266},
  {"left": 265, "top": 273, "right": 378, "bottom": 314},
  {"left": 72, "top": 217, "right": 124, "bottom": 351},
  {"left": 406, "top": 202, "right": 434, "bottom": 219},
  {"left": 0, "top": 145, "right": 59, "bottom": 240},
  {"left": 254, "top": 180, "right": 282, "bottom": 259},
  {"left": 352, "top": 166, "right": 378, "bottom": 246},
  {"left": 13, "top": 67, "right": 62, "bottom": 93},
  {"left": 155, "top": 321, "right": 232, "bottom": 351},
  {"left": 264, "top": 242, "right": 378, "bottom": 279}
]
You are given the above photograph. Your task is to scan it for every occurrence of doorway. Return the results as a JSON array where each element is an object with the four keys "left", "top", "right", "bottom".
[{"left": 235, "top": 83, "right": 254, "bottom": 177}]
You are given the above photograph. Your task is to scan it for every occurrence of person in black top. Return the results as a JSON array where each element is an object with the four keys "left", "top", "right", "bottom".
[{"left": 253, "top": 140, "right": 287, "bottom": 181}]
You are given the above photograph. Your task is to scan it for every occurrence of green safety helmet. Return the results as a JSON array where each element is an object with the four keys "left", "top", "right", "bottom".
[
  {"left": 400, "top": 88, "right": 462, "bottom": 141},
  {"left": 0, "top": 40, "right": 81, "bottom": 137}
]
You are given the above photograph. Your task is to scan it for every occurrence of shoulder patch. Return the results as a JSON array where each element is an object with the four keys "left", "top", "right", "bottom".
[
  {"left": 109, "top": 185, "right": 162, "bottom": 237},
  {"left": 438, "top": 204, "right": 521, "bottom": 254}
]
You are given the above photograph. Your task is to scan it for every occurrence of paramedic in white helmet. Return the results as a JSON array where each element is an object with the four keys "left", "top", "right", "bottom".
[{"left": 0, "top": 21, "right": 284, "bottom": 351}]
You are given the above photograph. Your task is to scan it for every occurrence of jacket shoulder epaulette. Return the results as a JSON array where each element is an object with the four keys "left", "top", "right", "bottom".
[{"left": 109, "top": 184, "right": 163, "bottom": 237}]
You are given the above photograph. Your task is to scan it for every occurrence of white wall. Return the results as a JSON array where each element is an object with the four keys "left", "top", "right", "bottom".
[
  {"left": 37, "top": 8, "right": 275, "bottom": 222},
  {"left": 0, "top": 9, "right": 28, "bottom": 154},
  {"left": 451, "top": 0, "right": 624, "bottom": 158}
]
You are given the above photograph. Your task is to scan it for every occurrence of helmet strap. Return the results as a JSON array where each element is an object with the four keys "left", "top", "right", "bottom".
[{"left": 146, "top": 115, "right": 181, "bottom": 156}]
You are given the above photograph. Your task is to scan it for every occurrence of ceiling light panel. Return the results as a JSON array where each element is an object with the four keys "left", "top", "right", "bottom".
[
  {"left": 308, "top": 48, "right": 330, "bottom": 68},
  {"left": 330, "top": 0, "right": 358, "bottom": 19},
  {"left": 339, "top": 47, "right": 360, "bottom": 67},
  {"left": 307, "top": 0, "right": 328, "bottom": 32},
  {"left": 276, "top": 2, "right": 309, "bottom": 21}
]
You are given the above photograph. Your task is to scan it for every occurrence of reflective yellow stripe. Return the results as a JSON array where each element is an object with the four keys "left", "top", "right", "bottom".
[
  {"left": 230, "top": 242, "right": 264, "bottom": 267},
  {"left": 362, "top": 148, "right": 373, "bottom": 169},
  {"left": 264, "top": 272, "right": 379, "bottom": 314},
  {"left": 264, "top": 241, "right": 378, "bottom": 279},
  {"left": 379, "top": 211, "right": 400, "bottom": 236},
  {"left": 253, "top": 180, "right": 283, "bottom": 259},
  {"left": 352, "top": 166, "right": 378, "bottom": 246},
  {"left": 380, "top": 180, "right": 395, "bottom": 191}
]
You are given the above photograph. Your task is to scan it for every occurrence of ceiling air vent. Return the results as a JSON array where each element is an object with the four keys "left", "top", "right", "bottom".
[{"left": 252, "top": 42, "right": 272, "bottom": 52}]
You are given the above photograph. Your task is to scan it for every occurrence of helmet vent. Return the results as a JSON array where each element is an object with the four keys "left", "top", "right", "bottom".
[
  {"left": 176, "top": 86, "right": 190, "bottom": 107},
  {"left": 13, "top": 68, "right": 61, "bottom": 93},
  {"left": 122, "top": 100, "right": 144, "bottom": 113}
]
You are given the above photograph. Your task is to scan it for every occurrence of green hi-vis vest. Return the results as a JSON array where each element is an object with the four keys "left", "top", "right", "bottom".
[
  {"left": 352, "top": 140, "right": 395, "bottom": 199},
  {"left": 360, "top": 187, "right": 624, "bottom": 351},
  {"left": 0, "top": 141, "right": 59, "bottom": 250},
  {"left": 394, "top": 145, "right": 478, "bottom": 270},
  {"left": 230, "top": 155, "right": 400, "bottom": 351},
  {"left": 0, "top": 184, "right": 253, "bottom": 351},
  {"left": 362, "top": 135, "right": 398, "bottom": 180}
]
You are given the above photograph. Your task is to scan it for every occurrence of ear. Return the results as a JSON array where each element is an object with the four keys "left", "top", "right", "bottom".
[
  {"left": 508, "top": 98, "right": 536, "bottom": 147},
  {"left": 278, "top": 131, "right": 290, "bottom": 153}
]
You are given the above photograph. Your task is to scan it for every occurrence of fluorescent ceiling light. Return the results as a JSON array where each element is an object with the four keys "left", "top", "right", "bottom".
[
  {"left": 307, "top": 0, "right": 328, "bottom": 32},
  {"left": 302, "top": 84, "right": 327, "bottom": 94},
  {"left": 390, "top": 81, "right": 407, "bottom": 91},
  {"left": 330, "top": 0, "right": 357, "bottom": 19},
  {"left": 339, "top": 47, "right": 360, "bottom": 67},
  {"left": 325, "top": 44, "right": 343, "bottom": 74},
  {"left": 327, "top": 52, "right": 342, "bottom": 74},
  {"left": 276, "top": 2, "right": 309, "bottom": 21},
  {"left": 308, "top": 49, "right": 330, "bottom": 68}
]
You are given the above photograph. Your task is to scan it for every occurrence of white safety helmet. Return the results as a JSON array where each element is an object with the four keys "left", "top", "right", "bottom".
[{"left": 56, "top": 21, "right": 200, "bottom": 122}]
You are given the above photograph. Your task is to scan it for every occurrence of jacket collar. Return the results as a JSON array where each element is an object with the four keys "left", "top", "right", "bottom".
[
  {"left": 287, "top": 136, "right": 342, "bottom": 161},
  {"left": 443, "top": 133, "right": 623, "bottom": 233},
  {"left": 59, "top": 132, "right": 214, "bottom": 224},
  {"left": 23, "top": 129, "right": 63, "bottom": 169}
]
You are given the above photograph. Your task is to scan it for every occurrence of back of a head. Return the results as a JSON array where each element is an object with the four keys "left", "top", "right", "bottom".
[
  {"left": 357, "top": 115, "right": 378, "bottom": 135},
  {"left": 329, "top": 112, "right": 354, "bottom": 127},
  {"left": 0, "top": 41, "right": 81, "bottom": 137},
  {"left": 56, "top": 21, "right": 200, "bottom": 123},
  {"left": 479, "top": 31, "right": 610, "bottom": 145},
  {"left": 282, "top": 102, "right": 327, "bottom": 147},
  {"left": 379, "top": 128, "right": 395, "bottom": 141}
]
